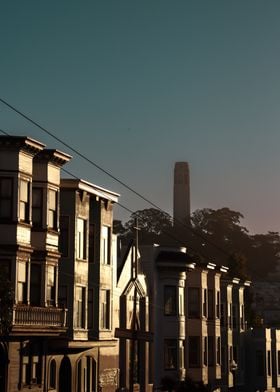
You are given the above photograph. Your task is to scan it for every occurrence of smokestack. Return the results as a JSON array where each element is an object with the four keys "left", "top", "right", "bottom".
[{"left": 173, "top": 162, "right": 191, "bottom": 227}]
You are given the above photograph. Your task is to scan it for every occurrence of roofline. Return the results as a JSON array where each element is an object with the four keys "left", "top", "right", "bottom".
[
  {"left": 60, "top": 178, "right": 120, "bottom": 202},
  {"left": 0, "top": 135, "right": 45, "bottom": 154},
  {"left": 34, "top": 149, "right": 72, "bottom": 166}
]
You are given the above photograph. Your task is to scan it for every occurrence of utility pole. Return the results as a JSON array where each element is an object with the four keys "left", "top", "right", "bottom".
[{"left": 129, "top": 219, "right": 140, "bottom": 392}]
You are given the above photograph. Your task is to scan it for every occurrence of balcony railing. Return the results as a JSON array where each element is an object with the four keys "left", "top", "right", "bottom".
[{"left": 12, "top": 305, "right": 67, "bottom": 328}]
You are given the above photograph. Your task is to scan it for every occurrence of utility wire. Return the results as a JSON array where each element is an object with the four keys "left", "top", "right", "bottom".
[
  {"left": 0, "top": 128, "right": 207, "bottom": 257},
  {"left": 0, "top": 98, "right": 230, "bottom": 258}
]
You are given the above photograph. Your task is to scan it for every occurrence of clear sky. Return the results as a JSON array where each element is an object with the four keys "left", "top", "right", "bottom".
[{"left": 1, "top": 1, "right": 280, "bottom": 234}]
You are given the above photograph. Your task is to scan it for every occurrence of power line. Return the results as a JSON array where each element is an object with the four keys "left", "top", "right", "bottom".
[
  {"left": 0, "top": 128, "right": 206, "bottom": 256},
  {"left": 0, "top": 98, "right": 230, "bottom": 258}
]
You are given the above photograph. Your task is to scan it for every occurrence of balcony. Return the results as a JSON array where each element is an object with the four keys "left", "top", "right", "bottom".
[{"left": 12, "top": 305, "right": 67, "bottom": 335}]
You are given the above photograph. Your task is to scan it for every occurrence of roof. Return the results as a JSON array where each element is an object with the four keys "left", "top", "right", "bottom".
[
  {"left": 60, "top": 178, "right": 120, "bottom": 202},
  {"left": 0, "top": 135, "right": 45, "bottom": 154}
]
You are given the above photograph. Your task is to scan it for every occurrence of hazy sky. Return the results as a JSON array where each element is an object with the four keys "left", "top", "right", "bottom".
[{"left": 1, "top": 1, "right": 280, "bottom": 233}]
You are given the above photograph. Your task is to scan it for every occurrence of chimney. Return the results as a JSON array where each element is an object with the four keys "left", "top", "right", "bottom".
[{"left": 173, "top": 162, "right": 191, "bottom": 227}]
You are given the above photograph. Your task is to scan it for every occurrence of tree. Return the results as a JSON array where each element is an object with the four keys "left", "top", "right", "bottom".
[
  {"left": 116, "top": 206, "right": 280, "bottom": 280},
  {"left": 227, "top": 252, "right": 249, "bottom": 280},
  {"left": 247, "top": 231, "right": 280, "bottom": 279},
  {"left": 190, "top": 207, "right": 249, "bottom": 269},
  {"left": 116, "top": 208, "right": 173, "bottom": 245}
]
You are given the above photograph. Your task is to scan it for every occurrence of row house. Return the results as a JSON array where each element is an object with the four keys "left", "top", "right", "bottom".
[
  {"left": 55, "top": 178, "right": 120, "bottom": 392},
  {"left": 220, "top": 278, "right": 250, "bottom": 392},
  {"left": 140, "top": 245, "right": 195, "bottom": 387},
  {"left": 186, "top": 263, "right": 226, "bottom": 391},
  {"left": 0, "top": 136, "right": 70, "bottom": 392},
  {"left": 0, "top": 134, "right": 152, "bottom": 392},
  {"left": 245, "top": 327, "right": 280, "bottom": 392},
  {"left": 139, "top": 244, "right": 251, "bottom": 392},
  {"left": 115, "top": 241, "right": 152, "bottom": 391}
]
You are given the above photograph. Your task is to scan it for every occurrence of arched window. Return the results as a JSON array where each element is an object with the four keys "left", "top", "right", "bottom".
[
  {"left": 49, "top": 359, "right": 56, "bottom": 389},
  {"left": 77, "top": 359, "right": 82, "bottom": 391}
]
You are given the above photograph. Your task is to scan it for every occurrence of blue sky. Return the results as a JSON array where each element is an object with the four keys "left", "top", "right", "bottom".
[{"left": 1, "top": 1, "right": 280, "bottom": 233}]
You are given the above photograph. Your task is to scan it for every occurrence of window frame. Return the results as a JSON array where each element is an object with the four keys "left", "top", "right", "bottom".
[
  {"left": 32, "top": 187, "right": 43, "bottom": 227},
  {"left": 76, "top": 286, "right": 86, "bottom": 329},
  {"left": 188, "top": 287, "right": 200, "bottom": 319},
  {"left": 100, "top": 289, "right": 110, "bottom": 330},
  {"left": 19, "top": 178, "right": 30, "bottom": 223},
  {"left": 164, "top": 339, "right": 178, "bottom": 370},
  {"left": 164, "top": 286, "right": 177, "bottom": 316},
  {"left": 0, "top": 177, "right": 13, "bottom": 220},
  {"left": 100, "top": 226, "right": 111, "bottom": 264},
  {"left": 188, "top": 336, "right": 200, "bottom": 368},
  {"left": 77, "top": 218, "right": 87, "bottom": 260},
  {"left": 48, "top": 189, "right": 58, "bottom": 230}
]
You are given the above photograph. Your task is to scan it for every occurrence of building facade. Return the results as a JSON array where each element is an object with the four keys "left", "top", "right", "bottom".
[
  {"left": 0, "top": 136, "right": 70, "bottom": 392},
  {"left": 0, "top": 136, "right": 121, "bottom": 392}
]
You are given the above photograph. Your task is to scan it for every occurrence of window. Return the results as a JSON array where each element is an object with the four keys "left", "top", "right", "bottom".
[
  {"left": 267, "top": 350, "right": 271, "bottom": 376},
  {"left": 208, "top": 336, "right": 214, "bottom": 366},
  {"left": 21, "top": 343, "right": 42, "bottom": 386},
  {"left": 30, "top": 263, "right": 41, "bottom": 306},
  {"left": 59, "top": 216, "right": 69, "bottom": 257},
  {"left": 0, "top": 177, "right": 12, "bottom": 219},
  {"left": 221, "top": 304, "right": 225, "bottom": 327},
  {"left": 256, "top": 350, "right": 264, "bottom": 376},
  {"left": 101, "top": 226, "right": 111, "bottom": 264},
  {"left": 86, "top": 356, "right": 92, "bottom": 392},
  {"left": 228, "top": 303, "right": 232, "bottom": 329},
  {"left": 216, "top": 291, "right": 220, "bottom": 318},
  {"left": 208, "top": 290, "right": 214, "bottom": 320},
  {"left": 217, "top": 337, "right": 221, "bottom": 365},
  {"left": 49, "top": 360, "right": 56, "bottom": 389},
  {"left": 18, "top": 261, "right": 27, "bottom": 304},
  {"left": 203, "top": 337, "right": 207, "bottom": 366},
  {"left": 19, "top": 179, "right": 30, "bottom": 222},
  {"left": 179, "top": 341, "right": 184, "bottom": 368},
  {"left": 100, "top": 289, "right": 110, "bottom": 329},
  {"left": 240, "top": 304, "right": 245, "bottom": 330},
  {"left": 179, "top": 287, "right": 184, "bottom": 316},
  {"left": 32, "top": 188, "right": 43, "bottom": 227},
  {"left": 188, "top": 288, "right": 200, "bottom": 318},
  {"left": 203, "top": 289, "right": 207, "bottom": 317},
  {"left": 164, "top": 286, "right": 177, "bottom": 315},
  {"left": 88, "top": 289, "right": 94, "bottom": 329},
  {"left": 76, "top": 286, "right": 86, "bottom": 329},
  {"left": 46, "top": 265, "right": 55, "bottom": 306},
  {"left": 58, "top": 285, "right": 68, "bottom": 309},
  {"left": 189, "top": 337, "right": 200, "bottom": 368},
  {"left": 229, "top": 346, "right": 233, "bottom": 363},
  {"left": 77, "top": 218, "right": 87, "bottom": 260},
  {"left": 233, "top": 346, "right": 238, "bottom": 363},
  {"left": 77, "top": 360, "right": 82, "bottom": 391},
  {"left": 48, "top": 189, "right": 57, "bottom": 229},
  {"left": 232, "top": 305, "right": 237, "bottom": 329},
  {"left": 22, "top": 356, "right": 30, "bottom": 385},
  {"left": 164, "top": 339, "right": 177, "bottom": 370},
  {"left": 89, "top": 223, "right": 95, "bottom": 263}
]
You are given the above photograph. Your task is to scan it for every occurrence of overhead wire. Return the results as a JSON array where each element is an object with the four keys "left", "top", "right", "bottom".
[
  {"left": 0, "top": 97, "right": 231, "bottom": 259},
  {"left": 0, "top": 128, "right": 207, "bottom": 257},
  {"left": 0, "top": 128, "right": 208, "bottom": 314}
]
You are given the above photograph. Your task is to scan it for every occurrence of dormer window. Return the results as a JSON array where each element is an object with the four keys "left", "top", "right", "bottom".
[
  {"left": 19, "top": 179, "right": 30, "bottom": 223},
  {"left": 0, "top": 177, "right": 12, "bottom": 219}
]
